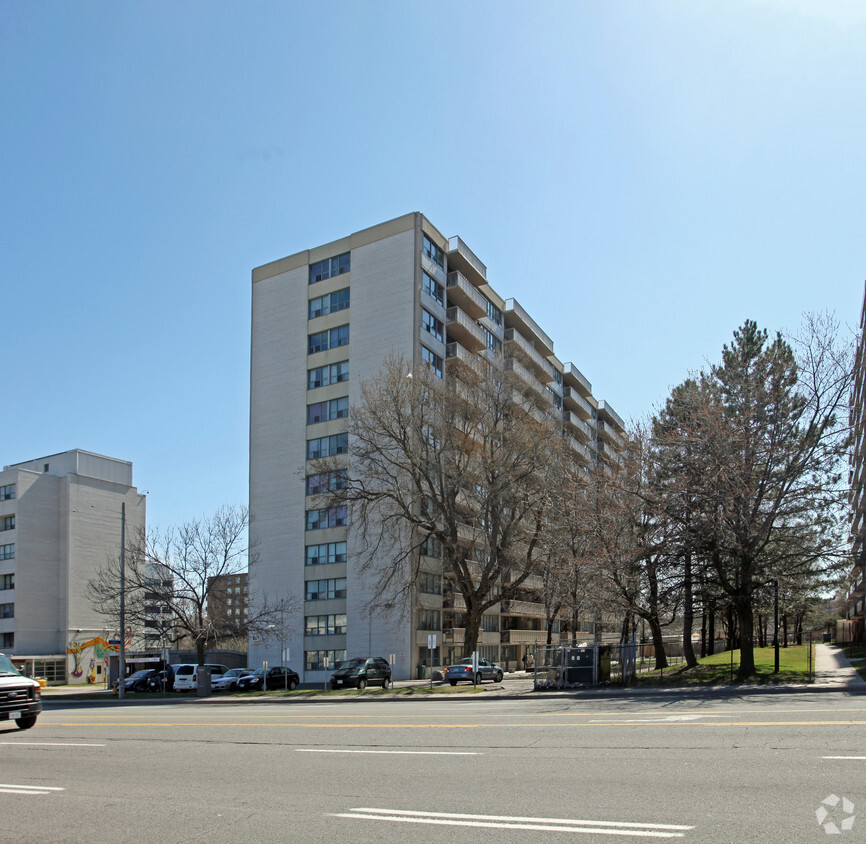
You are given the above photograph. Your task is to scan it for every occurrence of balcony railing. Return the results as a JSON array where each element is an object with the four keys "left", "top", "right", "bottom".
[
  {"left": 447, "top": 236, "right": 487, "bottom": 285},
  {"left": 564, "top": 410, "right": 592, "bottom": 441},
  {"left": 597, "top": 420, "right": 624, "bottom": 449},
  {"left": 563, "top": 362, "right": 592, "bottom": 396},
  {"left": 504, "top": 328, "right": 555, "bottom": 382},
  {"left": 446, "top": 307, "right": 486, "bottom": 352},
  {"left": 446, "top": 271, "right": 487, "bottom": 319},
  {"left": 598, "top": 400, "right": 626, "bottom": 432},
  {"left": 563, "top": 386, "right": 593, "bottom": 419},
  {"left": 504, "top": 298, "right": 554, "bottom": 354}
]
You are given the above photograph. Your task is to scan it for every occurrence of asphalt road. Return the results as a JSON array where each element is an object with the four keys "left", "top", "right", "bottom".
[{"left": 2, "top": 691, "right": 865, "bottom": 842}]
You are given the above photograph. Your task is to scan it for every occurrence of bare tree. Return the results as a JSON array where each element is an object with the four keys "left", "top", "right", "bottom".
[
  {"left": 87, "top": 505, "right": 296, "bottom": 665},
  {"left": 324, "top": 351, "right": 561, "bottom": 657}
]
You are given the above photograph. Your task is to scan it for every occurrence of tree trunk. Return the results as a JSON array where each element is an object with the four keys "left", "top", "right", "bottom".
[
  {"left": 782, "top": 613, "right": 789, "bottom": 648},
  {"left": 648, "top": 615, "right": 668, "bottom": 670},
  {"left": 700, "top": 609, "right": 707, "bottom": 659},
  {"left": 756, "top": 612, "right": 765, "bottom": 648},
  {"left": 735, "top": 594, "right": 756, "bottom": 678}
]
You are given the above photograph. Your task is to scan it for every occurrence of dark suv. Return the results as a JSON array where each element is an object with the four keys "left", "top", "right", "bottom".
[
  {"left": 330, "top": 657, "right": 391, "bottom": 690},
  {"left": 0, "top": 653, "right": 42, "bottom": 730}
]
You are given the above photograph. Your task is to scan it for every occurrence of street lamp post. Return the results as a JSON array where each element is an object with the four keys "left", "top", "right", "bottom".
[{"left": 118, "top": 502, "right": 127, "bottom": 700}]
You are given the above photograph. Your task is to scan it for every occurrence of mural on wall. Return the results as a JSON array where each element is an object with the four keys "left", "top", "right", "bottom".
[{"left": 66, "top": 629, "right": 131, "bottom": 684}]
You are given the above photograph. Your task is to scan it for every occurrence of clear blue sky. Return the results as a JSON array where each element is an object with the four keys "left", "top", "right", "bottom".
[{"left": 3, "top": 1, "right": 863, "bottom": 531}]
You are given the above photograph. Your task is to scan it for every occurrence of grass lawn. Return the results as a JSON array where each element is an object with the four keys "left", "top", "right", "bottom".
[
  {"left": 630, "top": 645, "right": 814, "bottom": 687},
  {"left": 841, "top": 645, "right": 866, "bottom": 680}
]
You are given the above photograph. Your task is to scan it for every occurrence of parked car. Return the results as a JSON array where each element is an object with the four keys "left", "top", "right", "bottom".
[
  {"left": 443, "top": 657, "right": 503, "bottom": 685},
  {"left": 172, "top": 664, "right": 229, "bottom": 692},
  {"left": 0, "top": 652, "right": 41, "bottom": 730},
  {"left": 212, "top": 668, "right": 250, "bottom": 692},
  {"left": 236, "top": 666, "right": 299, "bottom": 692},
  {"left": 112, "top": 669, "right": 161, "bottom": 695},
  {"left": 329, "top": 657, "right": 391, "bottom": 691}
]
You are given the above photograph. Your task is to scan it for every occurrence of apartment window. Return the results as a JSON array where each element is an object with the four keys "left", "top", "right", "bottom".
[
  {"left": 481, "top": 613, "right": 500, "bottom": 632},
  {"left": 0, "top": 485, "right": 14, "bottom": 501},
  {"left": 418, "top": 572, "right": 441, "bottom": 595},
  {"left": 310, "top": 252, "right": 350, "bottom": 284},
  {"left": 306, "top": 471, "right": 348, "bottom": 495},
  {"left": 417, "top": 609, "right": 441, "bottom": 630},
  {"left": 1, "top": 632, "right": 12, "bottom": 648},
  {"left": 307, "top": 396, "right": 349, "bottom": 425},
  {"left": 305, "top": 578, "right": 347, "bottom": 601},
  {"left": 422, "top": 309, "right": 445, "bottom": 343},
  {"left": 0, "top": 574, "right": 13, "bottom": 590},
  {"left": 0, "top": 515, "right": 14, "bottom": 531},
  {"left": 0, "top": 603, "right": 13, "bottom": 619},
  {"left": 309, "top": 288, "right": 350, "bottom": 319},
  {"left": 305, "top": 506, "right": 348, "bottom": 531},
  {"left": 420, "top": 535, "right": 441, "bottom": 558},
  {"left": 486, "top": 300, "right": 502, "bottom": 325},
  {"left": 553, "top": 369, "right": 563, "bottom": 385},
  {"left": 305, "top": 613, "right": 347, "bottom": 636},
  {"left": 305, "top": 649, "right": 347, "bottom": 671},
  {"left": 308, "top": 360, "right": 349, "bottom": 389},
  {"left": 0, "top": 545, "right": 14, "bottom": 561},
  {"left": 422, "top": 235, "right": 444, "bottom": 269},
  {"left": 423, "top": 271, "right": 444, "bottom": 306},
  {"left": 305, "top": 541, "right": 348, "bottom": 566},
  {"left": 482, "top": 325, "right": 502, "bottom": 353},
  {"left": 308, "top": 324, "right": 350, "bottom": 354},
  {"left": 421, "top": 346, "right": 443, "bottom": 378},
  {"left": 306, "top": 433, "right": 349, "bottom": 460},
  {"left": 548, "top": 387, "right": 562, "bottom": 409}
]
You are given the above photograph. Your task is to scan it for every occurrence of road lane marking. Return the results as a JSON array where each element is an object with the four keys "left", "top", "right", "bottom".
[
  {"left": 0, "top": 742, "right": 104, "bottom": 747},
  {"left": 0, "top": 784, "right": 65, "bottom": 795},
  {"left": 332, "top": 808, "right": 693, "bottom": 838},
  {"left": 589, "top": 715, "right": 726, "bottom": 723},
  {"left": 296, "top": 748, "right": 481, "bottom": 755},
  {"left": 45, "top": 719, "right": 866, "bottom": 728},
  {"left": 823, "top": 756, "right": 866, "bottom": 760}
]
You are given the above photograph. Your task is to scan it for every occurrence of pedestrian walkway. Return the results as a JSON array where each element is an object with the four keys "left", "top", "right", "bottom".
[{"left": 813, "top": 643, "right": 866, "bottom": 688}]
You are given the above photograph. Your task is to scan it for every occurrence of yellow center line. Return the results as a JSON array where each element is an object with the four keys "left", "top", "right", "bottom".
[{"left": 45, "top": 719, "right": 866, "bottom": 728}]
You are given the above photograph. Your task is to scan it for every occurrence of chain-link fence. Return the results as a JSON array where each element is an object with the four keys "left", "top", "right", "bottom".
[{"left": 534, "top": 634, "right": 815, "bottom": 689}]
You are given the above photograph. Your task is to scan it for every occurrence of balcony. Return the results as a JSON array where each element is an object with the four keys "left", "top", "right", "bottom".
[
  {"left": 506, "top": 358, "right": 549, "bottom": 400},
  {"left": 446, "top": 272, "right": 487, "bottom": 319},
  {"left": 566, "top": 435, "right": 592, "bottom": 462},
  {"left": 505, "top": 328, "right": 555, "bottom": 382},
  {"left": 504, "top": 299, "right": 554, "bottom": 355},
  {"left": 501, "top": 599, "right": 546, "bottom": 616},
  {"left": 445, "top": 341, "right": 482, "bottom": 373},
  {"left": 446, "top": 307, "right": 486, "bottom": 352},
  {"left": 597, "top": 420, "right": 624, "bottom": 449},
  {"left": 563, "top": 362, "right": 592, "bottom": 397},
  {"left": 502, "top": 630, "right": 544, "bottom": 644},
  {"left": 564, "top": 410, "right": 592, "bottom": 441},
  {"left": 563, "top": 386, "right": 593, "bottom": 419},
  {"left": 447, "top": 236, "right": 487, "bottom": 286},
  {"left": 597, "top": 400, "right": 626, "bottom": 433}
]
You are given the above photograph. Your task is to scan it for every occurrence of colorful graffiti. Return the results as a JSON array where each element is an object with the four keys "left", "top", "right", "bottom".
[{"left": 67, "top": 630, "right": 131, "bottom": 683}]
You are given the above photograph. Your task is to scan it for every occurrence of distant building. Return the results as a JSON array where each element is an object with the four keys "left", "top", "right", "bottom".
[
  {"left": 0, "top": 450, "right": 145, "bottom": 683},
  {"left": 207, "top": 571, "right": 250, "bottom": 634}
]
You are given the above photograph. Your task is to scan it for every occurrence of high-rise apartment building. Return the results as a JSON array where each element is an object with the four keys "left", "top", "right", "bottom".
[
  {"left": 0, "top": 450, "right": 146, "bottom": 682},
  {"left": 846, "top": 285, "right": 866, "bottom": 641},
  {"left": 249, "top": 213, "right": 625, "bottom": 680}
]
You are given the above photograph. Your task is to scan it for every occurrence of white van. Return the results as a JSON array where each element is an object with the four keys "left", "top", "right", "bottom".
[{"left": 172, "top": 663, "right": 229, "bottom": 692}]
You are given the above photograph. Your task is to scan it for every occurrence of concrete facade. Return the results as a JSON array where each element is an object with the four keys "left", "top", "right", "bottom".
[
  {"left": 0, "top": 450, "right": 145, "bottom": 683},
  {"left": 249, "top": 213, "right": 625, "bottom": 681}
]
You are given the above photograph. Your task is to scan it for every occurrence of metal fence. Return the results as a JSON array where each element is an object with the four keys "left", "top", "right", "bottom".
[{"left": 533, "top": 634, "right": 815, "bottom": 689}]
